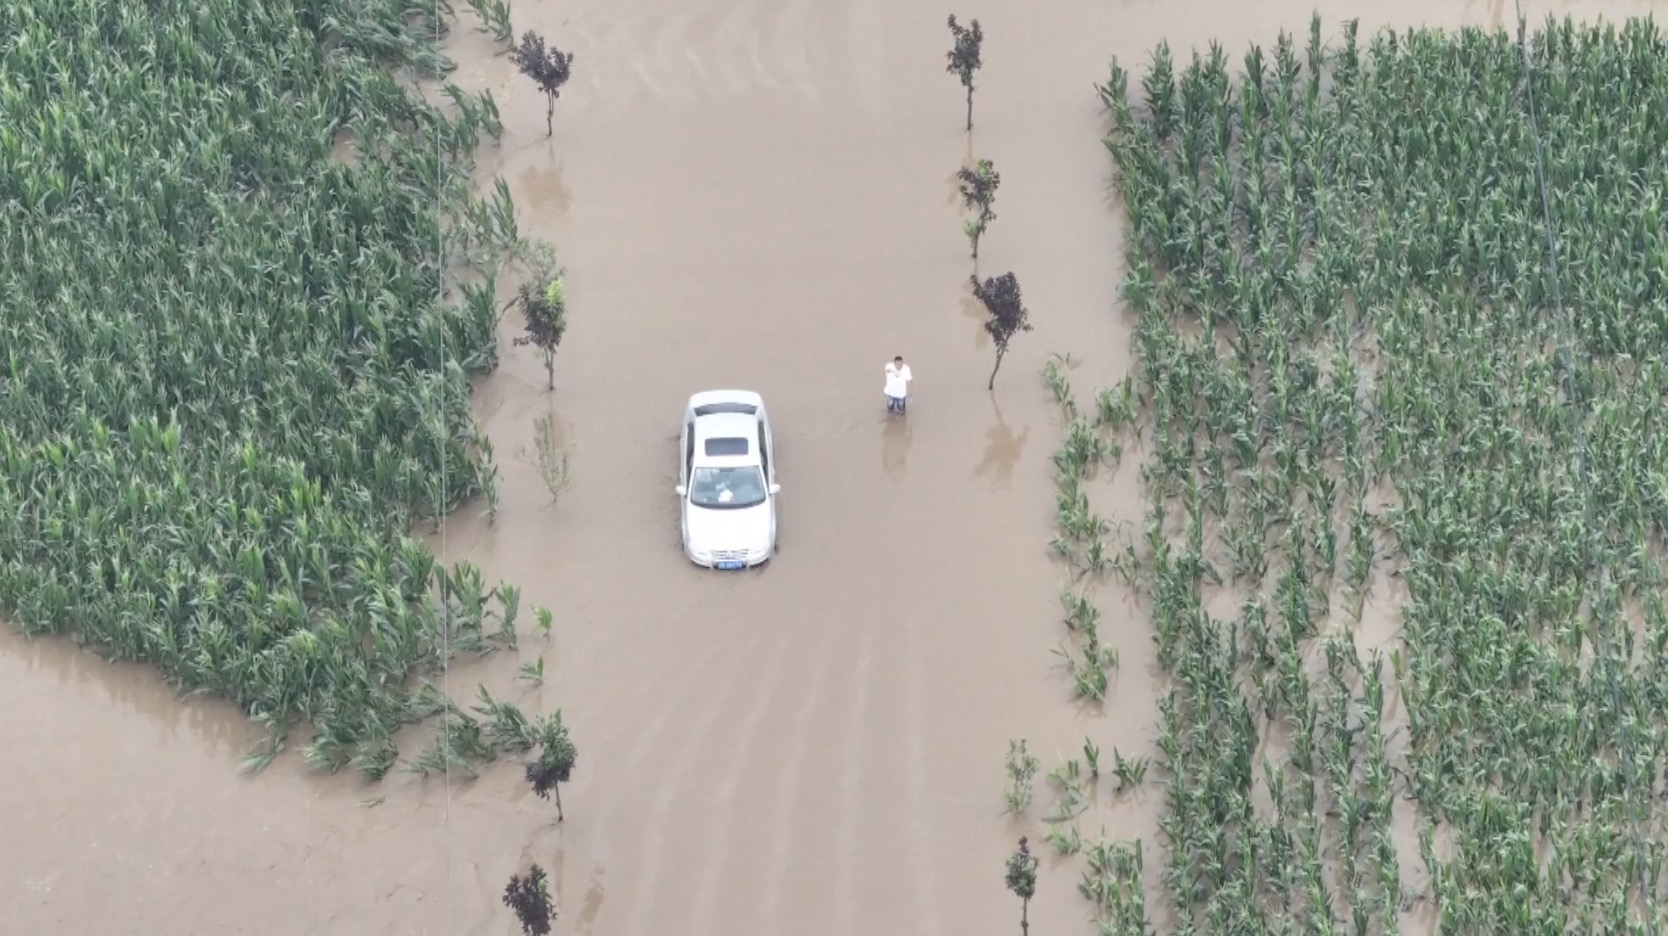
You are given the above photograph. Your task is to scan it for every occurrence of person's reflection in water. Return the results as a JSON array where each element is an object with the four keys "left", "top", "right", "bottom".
[
  {"left": 882, "top": 414, "right": 912, "bottom": 479},
  {"left": 974, "top": 398, "right": 1029, "bottom": 486}
]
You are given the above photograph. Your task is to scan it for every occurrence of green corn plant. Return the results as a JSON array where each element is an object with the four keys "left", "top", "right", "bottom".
[
  {"left": 0, "top": 0, "right": 545, "bottom": 781},
  {"left": 464, "top": 0, "right": 515, "bottom": 47},
  {"left": 1101, "top": 15, "right": 1668, "bottom": 934},
  {"left": 1094, "top": 379, "right": 1140, "bottom": 434},
  {"left": 1044, "top": 824, "right": 1083, "bottom": 857},
  {"left": 517, "top": 655, "right": 545, "bottom": 685},
  {"left": 1054, "top": 640, "right": 1117, "bottom": 702},
  {"left": 1057, "top": 420, "right": 1110, "bottom": 477},
  {"left": 1081, "top": 537, "right": 1112, "bottom": 579},
  {"left": 1044, "top": 757, "right": 1090, "bottom": 823},
  {"left": 1048, "top": 756, "right": 1083, "bottom": 787},
  {"left": 474, "top": 684, "right": 540, "bottom": 752},
  {"left": 1061, "top": 586, "right": 1099, "bottom": 633},
  {"left": 1110, "top": 748, "right": 1148, "bottom": 792},
  {"left": 406, "top": 709, "right": 496, "bottom": 779},
  {"left": 1042, "top": 353, "right": 1078, "bottom": 415},
  {"left": 1043, "top": 783, "right": 1089, "bottom": 824}
]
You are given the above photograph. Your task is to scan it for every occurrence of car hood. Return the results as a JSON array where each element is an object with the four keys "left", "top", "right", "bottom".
[{"left": 685, "top": 502, "right": 772, "bottom": 551}]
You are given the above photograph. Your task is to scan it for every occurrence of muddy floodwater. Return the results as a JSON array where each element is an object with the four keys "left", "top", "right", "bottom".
[{"left": 2, "top": 0, "right": 1660, "bottom": 933}]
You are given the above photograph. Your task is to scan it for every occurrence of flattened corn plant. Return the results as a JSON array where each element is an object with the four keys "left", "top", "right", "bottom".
[
  {"left": 0, "top": 0, "right": 547, "bottom": 779},
  {"left": 1043, "top": 350, "right": 1136, "bottom": 706},
  {"left": 1090, "top": 14, "right": 1668, "bottom": 935}
]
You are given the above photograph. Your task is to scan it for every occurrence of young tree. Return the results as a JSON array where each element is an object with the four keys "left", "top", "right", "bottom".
[
  {"left": 971, "top": 272, "right": 1033, "bottom": 391},
  {"left": 1005, "top": 837, "right": 1039, "bottom": 936},
  {"left": 1003, "top": 738, "right": 1041, "bottom": 814},
  {"left": 503, "top": 864, "right": 556, "bottom": 936},
  {"left": 512, "top": 273, "right": 567, "bottom": 390},
  {"left": 956, "top": 158, "right": 1001, "bottom": 260},
  {"left": 945, "top": 15, "right": 985, "bottom": 131},
  {"left": 511, "top": 32, "right": 576, "bottom": 137},
  {"left": 525, "top": 710, "right": 578, "bottom": 821}
]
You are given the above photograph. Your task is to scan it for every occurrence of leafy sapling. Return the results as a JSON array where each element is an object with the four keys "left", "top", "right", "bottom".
[
  {"left": 1005, "top": 837, "right": 1039, "bottom": 936},
  {"left": 513, "top": 273, "right": 567, "bottom": 390},
  {"left": 971, "top": 272, "right": 1034, "bottom": 391},
  {"left": 945, "top": 15, "right": 985, "bottom": 131},
  {"left": 957, "top": 158, "right": 1000, "bottom": 260},
  {"left": 503, "top": 864, "right": 556, "bottom": 935},
  {"left": 511, "top": 32, "right": 576, "bottom": 137},
  {"left": 526, "top": 710, "right": 578, "bottom": 821},
  {"left": 1004, "top": 739, "right": 1041, "bottom": 814}
]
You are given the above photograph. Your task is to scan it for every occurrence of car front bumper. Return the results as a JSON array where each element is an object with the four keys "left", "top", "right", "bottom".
[{"left": 686, "top": 546, "right": 773, "bottom": 570}]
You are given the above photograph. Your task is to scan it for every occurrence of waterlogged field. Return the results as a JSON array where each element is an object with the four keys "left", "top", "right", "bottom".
[
  {"left": 1042, "top": 14, "right": 1668, "bottom": 935},
  {"left": 0, "top": 0, "right": 546, "bottom": 776},
  {"left": 5, "top": 0, "right": 1668, "bottom": 933}
]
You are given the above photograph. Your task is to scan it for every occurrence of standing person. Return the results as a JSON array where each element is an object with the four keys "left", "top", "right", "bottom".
[{"left": 884, "top": 355, "right": 913, "bottom": 414}]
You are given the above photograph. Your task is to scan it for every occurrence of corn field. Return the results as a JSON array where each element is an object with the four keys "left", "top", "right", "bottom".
[
  {"left": 1061, "top": 14, "right": 1668, "bottom": 935},
  {"left": 0, "top": 0, "right": 537, "bottom": 778}
]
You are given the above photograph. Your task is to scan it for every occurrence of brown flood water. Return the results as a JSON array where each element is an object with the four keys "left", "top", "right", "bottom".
[{"left": 2, "top": 1, "right": 1659, "bottom": 933}]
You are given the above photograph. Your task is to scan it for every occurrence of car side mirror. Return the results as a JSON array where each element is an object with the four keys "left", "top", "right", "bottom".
[
  {"left": 768, "top": 483, "right": 781, "bottom": 495},
  {"left": 675, "top": 485, "right": 687, "bottom": 497}
]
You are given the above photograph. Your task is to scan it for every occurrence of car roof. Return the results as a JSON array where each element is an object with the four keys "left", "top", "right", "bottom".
[{"left": 692, "top": 411, "right": 761, "bottom": 468}]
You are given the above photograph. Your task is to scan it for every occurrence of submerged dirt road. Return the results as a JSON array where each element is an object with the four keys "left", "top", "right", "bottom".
[{"left": 2, "top": 1, "right": 1659, "bottom": 933}]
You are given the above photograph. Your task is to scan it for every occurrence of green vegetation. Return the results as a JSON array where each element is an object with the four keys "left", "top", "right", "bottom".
[
  {"left": 972, "top": 272, "right": 1034, "bottom": 390},
  {"left": 945, "top": 15, "right": 985, "bottom": 132},
  {"left": 1005, "top": 739, "right": 1042, "bottom": 815},
  {"left": 514, "top": 272, "right": 569, "bottom": 390},
  {"left": 1042, "top": 351, "right": 1135, "bottom": 711},
  {"left": 463, "top": 0, "right": 516, "bottom": 49},
  {"left": 503, "top": 863, "right": 556, "bottom": 935},
  {"left": 0, "top": 0, "right": 545, "bottom": 778},
  {"left": 511, "top": 31, "right": 577, "bottom": 138},
  {"left": 958, "top": 158, "right": 1001, "bottom": 261},
  {"left": 1073, "top": 12, "right": 1668, "bottom": 935},
  {"left": 1005, "top": 836, "right": 1040, "bottom": 936},
  {"left": 525, "top": 709, "right": 578, "bottom": 821}
]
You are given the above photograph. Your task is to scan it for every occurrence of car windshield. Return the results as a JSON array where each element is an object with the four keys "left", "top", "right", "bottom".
[{"left": 688, "top": 466, "right": 767, "bottom": 509}]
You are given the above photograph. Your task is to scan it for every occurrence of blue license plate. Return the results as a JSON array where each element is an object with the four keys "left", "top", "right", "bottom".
[{"left": 715, "top": 560, "right": 745, "bottom": 571}]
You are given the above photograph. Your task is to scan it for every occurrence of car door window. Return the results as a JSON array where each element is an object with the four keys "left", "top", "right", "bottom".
[
  {"left": 683, "top": 420, "right": 694, "bottom": 477},
  {"left": 757, "top": 420, "right": 769, "bottom": 479}
]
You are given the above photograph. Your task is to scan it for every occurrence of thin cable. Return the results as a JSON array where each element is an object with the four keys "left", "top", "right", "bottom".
[
  {"left": 1510, "top": 8, "right": 1659, "bottom": 931},
  {"left": 431, "top": 0, "right": 454, "bottom": 919}
]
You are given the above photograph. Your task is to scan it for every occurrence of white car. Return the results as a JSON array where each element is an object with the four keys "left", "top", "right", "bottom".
[{"left": 676, "top": 390, "right": 780, "bottom": 569}]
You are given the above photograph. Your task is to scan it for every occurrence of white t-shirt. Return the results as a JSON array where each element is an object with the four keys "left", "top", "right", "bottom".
[{"left": 884, "top": 362, "right": 913, "bottom": 398}]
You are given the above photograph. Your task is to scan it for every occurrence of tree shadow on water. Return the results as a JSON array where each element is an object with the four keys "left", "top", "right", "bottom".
[
  {"left": 960, "top": 290, "right": 990, "bottom": 351},
  {"left": 974, "top": 397, "right": 1029, "bottom": 486},
  {"left": 519, "top": 162, "right": 572, "bottom": 216}
]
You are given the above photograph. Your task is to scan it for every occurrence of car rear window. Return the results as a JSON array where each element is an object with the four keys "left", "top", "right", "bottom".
[{"left": 703, "top": 437, "right": 750, "bottom": 457}]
